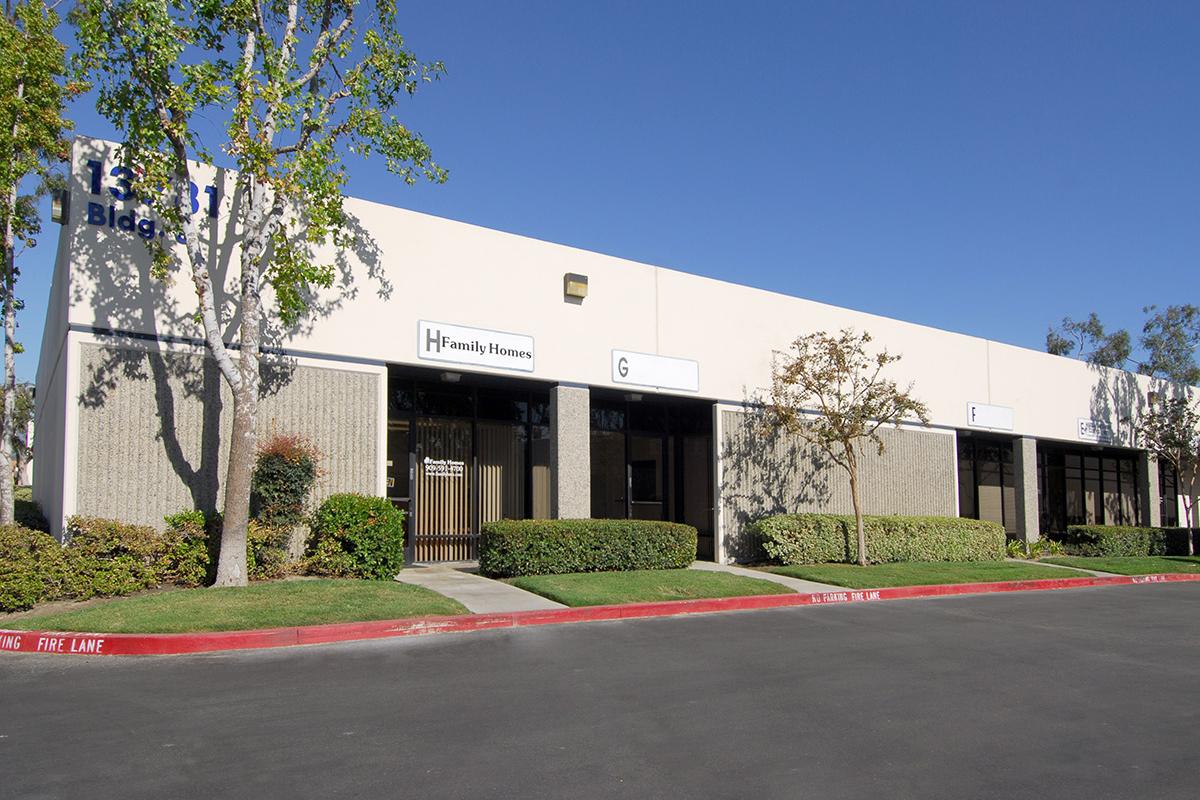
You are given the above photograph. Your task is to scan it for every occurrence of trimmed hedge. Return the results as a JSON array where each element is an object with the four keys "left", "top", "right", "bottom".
[
  {"left": 161, "top": 511, "right": 216, "bottom": 586},
  {"left": 0, "top": 525, "right": 71, "bottom": 612},
  {"left": 478, "top": 519, "right": 698, "bottom": 578},
  {"left": 307, "top": 494, "right": 406, "bottom": 580},
  {"left": 1047, "top": 525, "right": 1196, "bottom": 557},
  {"left": 64, "top": 516, "right": 166, "bottom": 598},
  {"left": 753, "top": 513, "right": 1006, "bottom": 565},
  {"left": 0, "top": 512, "right": 305, "bottom": 613}
]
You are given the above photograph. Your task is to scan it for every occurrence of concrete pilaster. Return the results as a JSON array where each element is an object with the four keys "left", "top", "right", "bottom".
[
  {"left": 1013, "top": 436, "right": 1040, "bottom": 543},
  {"left": 1138, "top": 451, "right": 1161, "bottom": 528},
  {"left": 550, "top": 383, "right": 590, "bottom": 518}
]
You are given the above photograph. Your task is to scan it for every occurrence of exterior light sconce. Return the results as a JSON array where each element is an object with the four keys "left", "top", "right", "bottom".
[
  {"left": 440, "top": 371, "right": 461, "bottom": 383},
  {"left": 51, "top": 189, "right": 70, "bottom": 224},
  {"left": 563, "top": 273, "right": 588, "bottom": 302}
]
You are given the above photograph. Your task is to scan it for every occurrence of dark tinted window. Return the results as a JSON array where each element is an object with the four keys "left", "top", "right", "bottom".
[
  {"left": 629, "top": 402, "right": 666, "bottom": 432},
  {"left": 590, "top": 399, "right": 625, "bottom": 432},
  {"left": 416, "top": 385, "right": 474, "bottom": 417},
  {"left": 477, "top": 391, "right": 528, "bottom": 423}
]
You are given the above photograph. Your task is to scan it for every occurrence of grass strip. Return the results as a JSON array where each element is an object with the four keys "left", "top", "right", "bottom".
[
  {"left": 1041, "top": 556, "right": 1200, "bottom": 576},
  {"left": 766, "top": 560, "right": 1090, "bottom": 589},
  {"left": 2, "top": 579, "right": 468, "bottom": 633},
  {"left": 509, "top": 568, "right": 793, "bottom": 607}
]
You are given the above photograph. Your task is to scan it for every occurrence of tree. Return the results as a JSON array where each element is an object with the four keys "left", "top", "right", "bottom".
[
  {"left": 1135, "top": 396, "right": 1199, "bottom": 553},
  {"left": 1046, "top": 305, "right": 1200, "bottom": 385},
  {"left": 767, "top": 329, "right": 930, "bottom": 566},
  {"left": 10, "top": 381, "right": 32, "bottom": 482},
  {"left": 0, "top": 0, "right": 76, "bottom": 525},
  {"left": 74, "top": 0, "right": 445, "bottom": 585}
]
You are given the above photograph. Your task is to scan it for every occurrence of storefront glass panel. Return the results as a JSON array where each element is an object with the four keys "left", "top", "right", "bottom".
[
  {"left": 589, "top": 392, "right": 714, "bottom": 559},
  {"left": 388, "top": 369, "right": 551, "bottom": 562},
  {"left": 1036, "top": 444, "right": 1142, "bottom": 534}
]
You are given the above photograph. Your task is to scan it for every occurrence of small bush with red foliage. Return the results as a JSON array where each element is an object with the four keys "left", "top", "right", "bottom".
[{"left": 251, "top": 433, "right": 321, "bottom": 529}]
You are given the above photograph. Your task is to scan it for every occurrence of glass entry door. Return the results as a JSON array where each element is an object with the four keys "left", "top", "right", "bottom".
[
  {"left": 629, "top": 434, "right": 666, "bottom": 520},
  {"left": 412, "top": 417, "right": 474, "bottom": 561},
  {"left": 588, "top": 395, "right": 714, "bottom": 558}
]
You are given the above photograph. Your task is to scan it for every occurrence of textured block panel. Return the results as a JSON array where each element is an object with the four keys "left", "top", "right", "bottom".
[
  {"left": 76, "top": 342, "right": 379, "bottom": 529},
  {"left": 1013, "top": 436, "right": 1040, "bottom": 543},
  {"left": 550, "top": 384, "right": 590, "bottom": 518},
  {"left": 720, "top": 409, "right": 957, "bottom": 561}
]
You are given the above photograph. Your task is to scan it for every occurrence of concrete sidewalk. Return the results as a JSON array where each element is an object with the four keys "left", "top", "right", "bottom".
[
  {"left": 689, "top": 560, "right": 843, "bottom": 594},
  {"left": 395, "top": 565, "right": 566, "bottom": 613}
]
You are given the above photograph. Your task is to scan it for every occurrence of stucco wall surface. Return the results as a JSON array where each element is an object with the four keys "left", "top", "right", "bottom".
[
  {"left": 56, "top": 136, "right": 1188, "bottom": 449},
  {"left": 719, "top": 409, "right": 957, "bottom": 561},
  {"left": 74, "top": 341, "right": 380, "bottom": 529}
]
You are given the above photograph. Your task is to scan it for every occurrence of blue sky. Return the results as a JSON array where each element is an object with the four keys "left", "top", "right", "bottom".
[{"left": 17, "top": 0, "right": 1200, "bottom": 381}]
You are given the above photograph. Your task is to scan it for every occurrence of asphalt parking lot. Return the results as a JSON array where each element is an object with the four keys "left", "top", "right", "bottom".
[{"left": 3, "top": 582, "right": 1198, "bottom": 800}]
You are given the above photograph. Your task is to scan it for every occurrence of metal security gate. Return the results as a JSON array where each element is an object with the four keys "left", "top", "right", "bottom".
[
  {"left": 412, "top": 417, "right": 475, "bottom": 561},
  {"left": 386, "top": 370, "right": 553, "bottom": 563}
]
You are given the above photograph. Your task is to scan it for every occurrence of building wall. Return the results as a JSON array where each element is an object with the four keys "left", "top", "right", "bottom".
[
  {"left": 73, "top": 340, "right": 381, "bottom": 529},
  {"left": 32, "top": 224, "right": 75, "bottom": 536},
  {"left": 59, "top": 136, "right": 1183, "bottom": 452},
  {"left": 718, "top": 408, "right": 957, "bottom": 561}
]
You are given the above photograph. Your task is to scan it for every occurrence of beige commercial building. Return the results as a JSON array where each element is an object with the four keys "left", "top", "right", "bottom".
[{"left": 33, "top": 136, "right": 1192, "bottom": 561}]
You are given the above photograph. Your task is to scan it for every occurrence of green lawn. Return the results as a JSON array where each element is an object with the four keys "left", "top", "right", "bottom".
[
  {"left": 1042, "top": 556, "right": 1200, "bottom": 576},
  {"left": 765, "top": 560, "right": 1088, "bottom": 589},
  {"left": 508, "top": 569, "right": 793, "bottom": 607},
  {"left": 1, "top": 579, "right": 468, "bottom": 633}
]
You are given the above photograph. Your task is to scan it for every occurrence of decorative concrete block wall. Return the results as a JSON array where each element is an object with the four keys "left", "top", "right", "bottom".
[
  {"left": 550, "top": 383, "right": 590, "bottom": 518},
  {"left": 719, "top": 408, "right": 957, "bottom": 561},
  {"left": 75, "top": 341, "right": 379, "bottom": 529}
]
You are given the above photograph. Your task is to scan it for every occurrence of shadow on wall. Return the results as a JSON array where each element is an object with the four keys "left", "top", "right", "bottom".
[
  {"left": 70, "top": 157, "right": 388, "bottom": 519},
  {"left": 1086, "top": 363, "right": 1191, "bottom": 447},
  {"left": 719, "top": 394, "right": 831, "bottom": 562}
]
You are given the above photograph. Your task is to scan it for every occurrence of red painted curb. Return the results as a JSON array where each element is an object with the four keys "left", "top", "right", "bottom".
[{"left": 2, "top": 572, "right": 1197, "bottom": 657}]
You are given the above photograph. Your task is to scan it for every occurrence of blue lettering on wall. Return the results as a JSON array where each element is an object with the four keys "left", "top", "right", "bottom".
[{"left": 81, "top": 158, "right": 219, "bottom": 243}]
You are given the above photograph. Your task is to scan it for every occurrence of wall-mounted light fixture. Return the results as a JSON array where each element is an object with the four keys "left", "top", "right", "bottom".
[
  {"left": 51, "top": 190, "right": 70, "bottom": 224},
  {"left": 564, "top": 273, "right": 588, "bottom": 302},
  {"left": 440, "top": 371, "right": 461, "bottom": 383}
]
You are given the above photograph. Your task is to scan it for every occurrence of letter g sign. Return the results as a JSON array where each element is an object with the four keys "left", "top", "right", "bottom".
[{"left": 618, "top": 357, "right": 629, "bottom": 378}]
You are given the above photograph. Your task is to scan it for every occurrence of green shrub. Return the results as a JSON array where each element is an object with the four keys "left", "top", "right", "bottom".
[
  {"left": 14, "top": 486, "right": 49, "bottom": 533},
  {"left": 0, "top": 525, "right": 70, "bottom": 612},
  {"left": 307, "top": 494, "right": 405, "bottom": 580},
  {"left": 1006, "top": 537, "right": 1066, "bottom": 559},
  {"left": 63, "top": 516, "right": 165, "bottom": 598},
  {"left": 304, "top": 536, "right": 358, "bottom": 578},
  {"left": 752, "top": 514, "right": 1006, "bottom": 565},
  {"left": 1047, "top": 525, "right": 1194, "bottom": 557},
  {"left": 247, "top": 521, "right": 290, "bottom": 580},
  {"left": 252, "top": 434, "right": 320, "bottom": 529},
  {"left": 161, "top": 510, "right": 214, "bottom": 587},
  {"left": 478, "top": 519, "right": 698, "bottom": 578}
]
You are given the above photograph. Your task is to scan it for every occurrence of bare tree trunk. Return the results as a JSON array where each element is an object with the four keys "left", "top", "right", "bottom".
[
  {"left": 212, "top": 177, "right": 268, "bottom": 586},
  {"left": 214, "top": 379, "right": 256, "bottom": 586},
  {"left": 847, "top": 453, "right": 866, "bottom": 566},
  {"left": 0, "top": 234, "right": 15, "bottom": 524},
  {"left": 212, "top": 276, "right": 262, "bottom": 586},
  {"left": 0, "top": 103, "right": 19, "bottom": 526},
  {"left": 1184, "top": 474, "right": 1196, "bottom": 557}
]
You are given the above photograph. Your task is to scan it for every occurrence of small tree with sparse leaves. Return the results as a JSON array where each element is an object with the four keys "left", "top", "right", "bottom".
[
  {"left": 1135, "top": 395, "right": 1199, "bottom": 553},
  {"left": 767, "top": 329, "right": 930, "bottom": 566}
]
